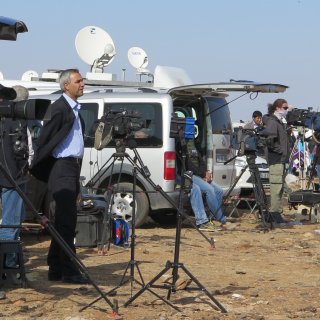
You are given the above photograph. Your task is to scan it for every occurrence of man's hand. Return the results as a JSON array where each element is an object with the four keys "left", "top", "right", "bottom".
[{"left": 204, "top": 171, "right": 212, "bottom": 183}]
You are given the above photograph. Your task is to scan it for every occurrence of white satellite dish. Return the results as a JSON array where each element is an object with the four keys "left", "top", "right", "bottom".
[
  {"left": 21, "top": 70, "right": 39, "bottom": 81},
  {"left": 128, "top": 47, "right": 153, "bottom": 82},
  {"left": 75, "top": 26, "right": 116, "bottom": 73},
  {"left": 128, "top": 47, "right": 149, "bottom": 69}
]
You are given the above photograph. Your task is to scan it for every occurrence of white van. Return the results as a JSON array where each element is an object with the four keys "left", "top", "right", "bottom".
[{"left": 26, "top": 81, "right": 287, "bottom": 226}]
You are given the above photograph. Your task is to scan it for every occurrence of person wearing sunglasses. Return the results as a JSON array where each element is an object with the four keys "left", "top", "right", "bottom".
[{"left": 262, "top": 98, "right": 290, "bottom": 224}]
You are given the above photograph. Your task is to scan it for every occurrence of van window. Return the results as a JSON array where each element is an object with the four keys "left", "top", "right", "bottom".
[
  {"left": 103, "top": 103, "right": 163, "bottom": 147},
  {"left": 206, "top": 97, "right": 232, "bottom": 134},
  {"left": 79, "top": 102, "right": 99, "bottom": 147}
]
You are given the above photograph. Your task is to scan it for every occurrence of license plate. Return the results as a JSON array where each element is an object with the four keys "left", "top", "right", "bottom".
[{"left": 260, "top": 172, "right": 269, "bottom": 179}]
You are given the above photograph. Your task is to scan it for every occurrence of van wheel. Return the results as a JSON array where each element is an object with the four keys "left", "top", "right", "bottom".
[{"left": 106, "top": 182, "right": 149, "bottom": 227}]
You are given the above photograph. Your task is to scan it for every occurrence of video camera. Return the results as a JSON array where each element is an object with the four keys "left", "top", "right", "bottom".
[
  {"left": 94, "top": 109, "right": 145, "bottom": 150},
  {"left": 286, "top": 108, "right": 320, "bottom": 132},
  {"left": 236, "top": 127, "right": 268, "bottom": 157},
  {"left": 0, "top": 99, "right": 51, "bottom": 120},
  {"left": 0, "top": 16, "right": 28, "bottom": 41},
  {"left": 0, "top": 84, "right": 51, "bottom": 120}
]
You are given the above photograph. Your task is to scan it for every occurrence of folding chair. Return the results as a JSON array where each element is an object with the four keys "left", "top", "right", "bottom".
[{"left": 227, "top": 195, "right": 258, "bottom": 219}]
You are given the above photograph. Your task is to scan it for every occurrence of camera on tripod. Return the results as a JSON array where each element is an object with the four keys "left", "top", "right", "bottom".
[
  {"left": 287, "top": 107, "right": 320, "bottom": 133},
  {"left": 94, "top": 109, "right": 145, "bottom": 150},
  {"left": 236, "top": 127, "right": 268, "bottom": 157}
]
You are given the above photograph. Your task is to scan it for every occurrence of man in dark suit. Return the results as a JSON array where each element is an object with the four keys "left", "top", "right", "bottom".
[{"left": 30, "top": 69, "right": 87, "bottom": 284}]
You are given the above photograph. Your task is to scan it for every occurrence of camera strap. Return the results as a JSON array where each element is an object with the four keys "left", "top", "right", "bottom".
[{"left": 94, "top": 121, "right": 113, "bottom": 150}]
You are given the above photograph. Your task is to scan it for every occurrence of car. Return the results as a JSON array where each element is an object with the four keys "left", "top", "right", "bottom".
[{"left": 23, "top": 75, "right": 286, "bottom": 227}]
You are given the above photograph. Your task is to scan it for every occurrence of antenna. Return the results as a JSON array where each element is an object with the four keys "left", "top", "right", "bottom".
[
  {"left": 75, "top": 26, "right": 116, "bottom": 74},
  {"left": 128, "top": 47, "right": 153, "bottom": 82},
  {"left": 21, "top": 70, "right": 39, "bottom": 81}
]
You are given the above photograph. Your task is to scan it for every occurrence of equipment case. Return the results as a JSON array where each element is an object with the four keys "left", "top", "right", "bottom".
[
  {"left": 75, "top": 213, "right": 102, "bottom": 247},
  {"left": 288, "top": 190, "right": 320, "bottom": 206}
]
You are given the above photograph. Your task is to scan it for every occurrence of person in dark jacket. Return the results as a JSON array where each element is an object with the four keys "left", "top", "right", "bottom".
[
  {"left": 30, "top": 69, "right": 87, "bottom": 284},
  {"left": 0, "top": 85, "right": 31, "bottom": 267},
  {"left": 263, "top": 98, "right": 290, "bottom": 223}
]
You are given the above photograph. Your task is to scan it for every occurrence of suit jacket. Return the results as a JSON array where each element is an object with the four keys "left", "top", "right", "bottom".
[{"left": 30, "top": 95, "right": 85, "bottom": 182}]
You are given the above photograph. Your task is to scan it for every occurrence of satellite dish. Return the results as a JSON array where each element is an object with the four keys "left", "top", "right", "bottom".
[
  {"left": 75, "top": 26, "right": 116, "bottom": 73},
  {"left": 21, "top": 70, "right": 39, "bottom": 81},
  {"left": 128, "top": 47, "right": 153, "bottom": 83},
  {"left": 128, "top": 47, "right": 149, "bottom": 69}
]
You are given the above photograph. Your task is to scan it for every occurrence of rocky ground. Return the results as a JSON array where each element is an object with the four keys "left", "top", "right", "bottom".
[{"left": 1, "top": 205, "right": 320, "bottom": 320}]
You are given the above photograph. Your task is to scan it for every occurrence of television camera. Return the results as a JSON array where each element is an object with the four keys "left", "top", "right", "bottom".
[
  {"left": 286, "top": 108, "right": 320, "bottom": 132},
  {"left": 94, "top": 109, "right": 145, "bottom": 150},
  {"left": 236, "top": 127, "right": 269, "bottom": 157},
  {"left": 0, "top": 16, "right": 28, "bottom": 41},
  {"left": 0, "top": 84, "right": 51, "bottom": 120}
]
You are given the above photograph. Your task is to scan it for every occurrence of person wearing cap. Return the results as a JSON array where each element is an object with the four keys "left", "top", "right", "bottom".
[
  {"left": 263, "top": 98, "right": 290, "bottom": 224},
  {"left": 244, "top": 110, "right": 263, "bottom": 130},
  {"left": 0, "top": 85, "right": 32, "bottom": 268}
]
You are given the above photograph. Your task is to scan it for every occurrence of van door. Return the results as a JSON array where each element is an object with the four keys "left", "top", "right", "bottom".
[{"left": 168, "top": 81, "right": 288, "bottom": 194}]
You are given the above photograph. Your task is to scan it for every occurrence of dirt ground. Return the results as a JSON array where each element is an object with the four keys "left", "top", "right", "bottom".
[{"left": 1, "top": 204, "right": 320, "bottom": 320}]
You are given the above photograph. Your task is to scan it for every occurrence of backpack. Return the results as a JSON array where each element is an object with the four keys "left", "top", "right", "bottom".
[{"left": 113, "top": 218, "right": 130, "bottom": 245}]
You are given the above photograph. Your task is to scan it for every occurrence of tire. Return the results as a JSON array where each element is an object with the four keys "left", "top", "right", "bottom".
[{"left": 105, "top": 182, "right": 149, "bottom": 227}]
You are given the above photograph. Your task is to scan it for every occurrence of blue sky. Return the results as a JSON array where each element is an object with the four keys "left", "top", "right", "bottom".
[{"left": 0, "top": 0, "right": 319, "bottom": 121}]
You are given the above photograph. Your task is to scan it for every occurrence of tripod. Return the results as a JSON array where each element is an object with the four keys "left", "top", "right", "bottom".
[
  {"left": 0, "top": 160, "right": 118, "bottom": 313},
  {"left": 221, "top": 152, "right": 271, "bottom": 230},
  {"left": 83, "top": 138, "right": 226, "bottom": 313},
  {"left": 289, "top": 127, "right": 309, "bottom": 189},
  {"left": 0, "top": 118, "right": 117, "bottom": 314},
  {"left": 81, "top": 140, "right": 148, "bottom": 311},
  {"left": 122, "top": 141, "right": 226, "bottom": 313}
]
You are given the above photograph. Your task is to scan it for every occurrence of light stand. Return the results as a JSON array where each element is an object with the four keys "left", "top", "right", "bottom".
[{"left": 122, "top": 139, "right": 226, "bottom": 313}]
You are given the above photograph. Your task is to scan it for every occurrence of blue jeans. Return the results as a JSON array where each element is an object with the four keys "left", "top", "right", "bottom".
[
  {"left": 191, "top": 175, "right": 226, "bottom": 225},
  {"left": 0, "top": 186, "right": 25, "bottom": 267}
]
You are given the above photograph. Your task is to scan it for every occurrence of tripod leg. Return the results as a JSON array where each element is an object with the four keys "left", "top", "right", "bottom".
[
  {"left": 123, "top": 262, "right": 181, "bottom": 311},
  {"left": 180, "top": 264, "right": 227, "bottom": 313}
]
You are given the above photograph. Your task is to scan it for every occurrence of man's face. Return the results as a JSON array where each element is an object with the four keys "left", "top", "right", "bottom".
[
  {"left": 64, "top": 72, "right": 85, "bottom": 100},
  {"left": 253, "top": 116, "right": 262, "bottom": 126}
]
